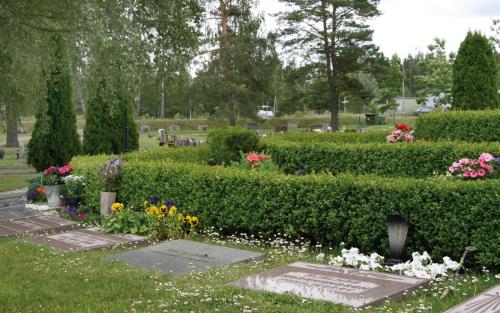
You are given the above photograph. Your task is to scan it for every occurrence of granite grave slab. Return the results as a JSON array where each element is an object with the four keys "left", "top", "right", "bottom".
[
  {"left": 231, "top": 262, "right": 428, "bottom": 308},
  {"left": 108, "top": 239, "right": 264, "bottom": 275},
  {"left": 0, "top": 215, "right": 77, "bottom": 238},
  {"left": 27, "top": 228, "right": 149, "bottom": 252},
  {"left": 444, "top": 285, "right": 499, "bottom": 313}
]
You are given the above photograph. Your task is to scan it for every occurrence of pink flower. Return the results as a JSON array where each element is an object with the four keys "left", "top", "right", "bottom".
[
  {"left": 470, "top": 171, "right": 478, "bottom": 178},
  {"left": 485, "top": 165, "right": 493, "bottom": 174},
  {"left": 58, "top": 165, "right": 72, "bottom": 175},
  {"left": 477, "top": 169, "right": 486, "bottom": 177},
  {"left": 458, "top": 158, "right": 469, "bottom": 165},
  {"left": 448, "top": 166, "right": 455, "bottom": 173},
  {"left": 463, "top": 171, "right": 470, "bottom": 177},
  {"left": 78, "top": 214, "right": 86, "bottom": 220},
  {"left": 246, "top": 153, "right": 260, "bottom": 162},
  {"left": 479, "top": 153, "right": 494, "bottom": 162}
]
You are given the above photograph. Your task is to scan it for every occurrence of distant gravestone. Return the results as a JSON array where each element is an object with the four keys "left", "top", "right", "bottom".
[
  {"left": 140, "top": 125, "right": 151, "bottom": 133},
  {"left": 198, "top": 125, "right": 208, "bottom": 131},
  {"left": 231, "top": 262, "right": 428, "bottom": 308},
  {"left": 443, "top": 285, "right": 500, "bottom": 313},
  {"left": 27, "top": 228, "right": 148, "bottom": 252},
  {"left": 309, "top": 124, "right": 323, "bottom": 132},
  {"left": 245, "top": 122, "right": 258, "bottom": 131},
  {"left": 287, "top": 122, "right": 298, "bottom": 130},
  {"left": 107, "top": 239, "right": 264, "bottom": 276},
  {"left": 0, "top": 215, "right": 77, "bottom": 238},
  {"left": 17, "top": 143, "right": 26, "bottom": 159},
  {"left": 169, "top": 124, "right": 180, "bottom": 131}
]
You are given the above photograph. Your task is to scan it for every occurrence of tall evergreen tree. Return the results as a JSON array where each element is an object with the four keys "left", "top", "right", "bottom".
[
  {"left": 452, "top": 32, "right": 498, "bottom": 110},
  {"left": 82, "top": 79, "right": 113, "bottom": 155},
  {"left": 27, "top": 36, "right": 81, "bottom": 171}
]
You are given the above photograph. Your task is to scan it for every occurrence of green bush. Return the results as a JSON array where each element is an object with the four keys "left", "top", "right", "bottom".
[
  {"left": 124, "top": 147, "right": 209, "bottom": 164},
  {"left": 262, "top": 139, "right": 500, "bottom": 177},
  {"left": 73, "top": 158, "right": 499, "bottom": 267},
  {"left": 272, "top": 130, "right": 388, "bottom": 144},
  {"left": 414, "top": 110, "right": 500, "bottom": 142},
  {"left": 207, "top": 127, "right": 259, "bottom": 164}
]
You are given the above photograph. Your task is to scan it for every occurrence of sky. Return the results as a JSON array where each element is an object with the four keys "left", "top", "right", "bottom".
[{"left": 258, "top": 0, "right": 500, "bottom": 58}]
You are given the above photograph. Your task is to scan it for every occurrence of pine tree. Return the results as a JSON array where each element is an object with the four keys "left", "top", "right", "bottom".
[
  {"left": 452, "top": 32, "right": 499, "bottom": 110},
  {"left": 82, "top": 79, "right": 113, "bottom": 155},
  {"left": 27, "top": 36, "right": 81, "bottom": 171}
]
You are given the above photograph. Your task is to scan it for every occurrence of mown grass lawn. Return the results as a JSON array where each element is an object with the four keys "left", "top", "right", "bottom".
[
  {"left": 0, "top": 174, "right": 35, "bottom": 193},
  {"left": 0, "top": 234, "right": 496, "bottom": 313}
]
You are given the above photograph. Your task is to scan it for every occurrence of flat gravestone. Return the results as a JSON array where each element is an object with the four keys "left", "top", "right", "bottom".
[
  {"left": 231, "top": 262, "right": 428, "bottom": 308},
  {"left": 444, "top": 285, "right": 499, "bottom": 313},
  {"left": 107, "top": 239, "right": 264, "bottom": 276},
  {"left": 0, "top": 215, "right": 77, "bottom": 238},
  {"left": 27, "top": 228, "right": 149, "bottom": 252}
]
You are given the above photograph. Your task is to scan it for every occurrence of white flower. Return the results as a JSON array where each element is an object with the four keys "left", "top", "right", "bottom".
[
  {"left": 329, "top": 256, "right": 344, "bottom": 267},
  {"left": 443, "top": 257, "right": 461, "bottom": 270},
  {"left": 495, "top": 274, "right": 500, "bottom": 279},
  {"left": 315, "top": 253, "right": 325, "bottom": 261}
]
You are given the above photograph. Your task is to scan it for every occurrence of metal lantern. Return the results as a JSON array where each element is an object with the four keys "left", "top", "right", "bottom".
[{"left": 386, "top": 214, "right": 409, "bottom": 265}]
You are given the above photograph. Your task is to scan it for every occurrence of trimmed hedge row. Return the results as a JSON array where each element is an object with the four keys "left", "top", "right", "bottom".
[
  {"left": 271, "top": 131, "right": 389, "bottom": 144},
  {"left": 262, "top": 139, "right": 500, "bottom": 177},
  {"left": 124, "top": 147, "right": 209, "bottom": 164},
  {"left": 414, "top": 110, "right": 500, "bottom": 142},
  {"left": 72, "top": 158, "right": 500, "bottom": 267}
]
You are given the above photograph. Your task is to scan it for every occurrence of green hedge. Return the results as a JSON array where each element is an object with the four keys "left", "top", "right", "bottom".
[
  {"left": 124, "top": 147, "right": 209, "bottom": 164},
  {"left": 414, "top": 110, "right": 500, "bottom": 141},
  {"left": 263, "top": 139, "right": 500, "bottom": 177},
  {"left": 270, "top": 130, "right": 389, "bottom": 144},
  {"left": 73, "top": 158, "right": 499, "bottom": 267}
]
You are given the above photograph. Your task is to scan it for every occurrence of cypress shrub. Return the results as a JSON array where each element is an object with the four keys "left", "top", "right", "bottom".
[
  {"left": 83, "top": 79, "right": 113, "bottom": 155},
  {"left": 27, "top": 36, "right": 81, "bottom": 171},
  {"left": 452, "top": 31, "right": 499, "bottom": 110}
]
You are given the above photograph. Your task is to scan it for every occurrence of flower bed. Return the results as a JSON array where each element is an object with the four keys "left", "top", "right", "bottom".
[{"left": 72, "top": 156, "right": 500, "bottom": 267}]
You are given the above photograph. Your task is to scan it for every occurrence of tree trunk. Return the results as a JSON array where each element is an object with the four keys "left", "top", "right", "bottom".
[
  {"left": 228, "top": 94, "right": 236, "bottom": 126},
  {"left": 160, "top": 76, "right": 165, "bottom": 118},
  {"left": 134, "top": 90, "right": 141, "bottom": 118},
  {"left": 5, "top": 102, "right": 19, "bottom": 147}
]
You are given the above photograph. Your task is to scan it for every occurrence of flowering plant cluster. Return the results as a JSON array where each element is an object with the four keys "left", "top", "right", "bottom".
[
  {"left": 449, "top": 152, "right": 500, "bottom": 179},
  {"left": 246, "top": 152, "right": 271, "bottom": 169},
  {"left": 324, "top": 247, "right": 461, "bottom": 280},
  {"left": 386, "top": 124, "right": 414, "bottom": 143},
  {"left": 98, "top": 158, "right": 123, "bottom": 192},
  {"left": 41, "top": 164, "right": 72, "bottom": 185},
  {"left": 62, "top": 175, "right": 85, "bottom": 197},
  {"left": 144, "top": 197, "right": 199, "bottom": 241}
]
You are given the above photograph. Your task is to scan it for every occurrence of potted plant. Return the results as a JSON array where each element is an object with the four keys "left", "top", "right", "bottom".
[
  {"left": 98, "top": 158, "right": 123, "bottom": 216},
  {"left": 0, "top": 149, "right": 5, "bottom": 159},
  {"left": 41, "top": 165, "right": 72, "bottom": 207},
  {"left": 62, "top": 175, "right": 85, "bottom": 208}
]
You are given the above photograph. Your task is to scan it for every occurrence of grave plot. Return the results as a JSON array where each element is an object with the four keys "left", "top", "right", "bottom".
[
  {"left": 107, "top": 239, "right": 264, "bottom": 276},
  {"left": 444, "top": 285, "right": 499, "bottom": 313},
  {"left": 0, "top": 215, "right": 77, "bottom": 238},
  {"left": 231, "top": 262, "right": 428, "bottom": 308},
  {"left": 27, "top": 228, "right": 149, "bottom": 252}
]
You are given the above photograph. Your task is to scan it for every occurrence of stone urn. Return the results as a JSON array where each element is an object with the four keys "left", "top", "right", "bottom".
[
  {"left": 44, "top": 185, "right": 64, "bottom": 208},
  {"left": 100, "top": 191, "right": 117, "bottom": 216}
]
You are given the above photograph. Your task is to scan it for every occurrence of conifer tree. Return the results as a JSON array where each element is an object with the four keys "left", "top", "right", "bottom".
[
  {"left": 452, "top": 32, "right": 499, "bottom": 109},
  {"left": 27, "top": 36, "right": 81, "bottom": 171},
  {"left": 82, "top": 79, "right": 113, "bottom": 155}
]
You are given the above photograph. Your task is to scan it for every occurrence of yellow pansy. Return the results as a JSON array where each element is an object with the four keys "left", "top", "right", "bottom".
[
  {"left": 111, "top": 202, "right": 124, "bottom": 213},
  {"left": 168, "top": 206, "right": 178, "bottom": 217}
]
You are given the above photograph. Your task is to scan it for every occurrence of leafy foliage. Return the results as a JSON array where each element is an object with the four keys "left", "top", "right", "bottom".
[
  {"left": 103, "top": 209, "right": 150, "bottom": 235},
  {"left": 27, "top": 36, "right": 81, "bottom": 171},
  {"left": 72, "top": 158, "right": 500, "bottom": 267},
  {"left": 414, "top": 110, "right": 500, "bottom": 141},
  {"left": 452, "top": 32, "right": 499, "bottom": 109},
  {"left": 207, "top": 127, "right": 259, "bottom": 164}
]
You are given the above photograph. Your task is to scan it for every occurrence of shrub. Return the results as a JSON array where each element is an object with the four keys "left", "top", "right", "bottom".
[
  {"left": 207, "top": 127, "right": 259, "bottom": 164},
  {"left": 27, "top": 36, "right": 81, "bottom": 171},
  {"left": 414, "top": 110, "right": 500, "bottom": 142},
  {"left": 273, "top": 130, "right": 388, "bottom": 144},
  {"left": 124, "top": 147, "right": 209, "bottom": 164},
  {"left": 72, "top": 159, "right": 499, "bottom": 267},
  {"left": 262, "top": 139, "right": 500, "bottom": 177},
  {"left": 452, "top": 31, "right": 499, "bottom": 110}
]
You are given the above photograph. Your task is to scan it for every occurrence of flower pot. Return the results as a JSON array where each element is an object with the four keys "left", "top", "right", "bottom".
[
  {"left": 63, "top": 197, "right": 82, "bottom": 208},
  {"left": 44, "top": 185, "right": 64, "bottom": 208},
  {"left": 100, "top": 191, "right": 117, "bottom": 216}
]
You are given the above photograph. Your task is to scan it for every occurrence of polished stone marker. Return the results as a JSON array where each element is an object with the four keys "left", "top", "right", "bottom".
[
  {"left": 108, "top": 239, "right": 264, "bottom": 275},
  {"left": 0, "top": 215, "right": 77, "bottom": 238},
  {"left": 231, "top": 262, "right": 428, "bottom": 308},
  {"left": 444, "top": 285, "right": 499, "bottom": 313},
  {"left": 27, "top": 228, "right": 149, "bottom": 252}
]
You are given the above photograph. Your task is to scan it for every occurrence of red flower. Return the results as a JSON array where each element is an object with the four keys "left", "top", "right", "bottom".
[
  {"left": 395, "top": 124, "right": 412, "bottom": 132},
  {"left": 58, "top": 165, "right": 72, "bottom": 175},
  {"left": 78, "top": 214, "right": 86, "bottom": 220},
  {"left": 246, "top": 153, "right": 260, "bottom": 163},
  {"left": 43, "top": 166, "right": 57, "bottom": 175}
]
